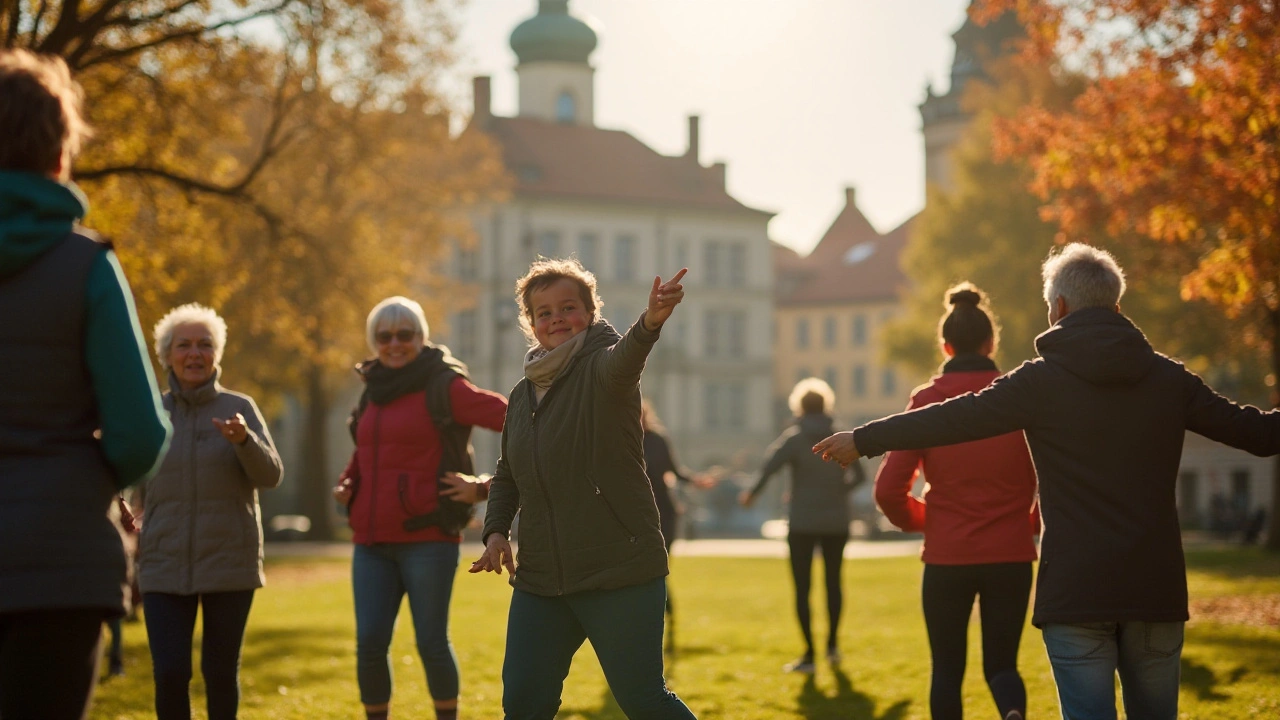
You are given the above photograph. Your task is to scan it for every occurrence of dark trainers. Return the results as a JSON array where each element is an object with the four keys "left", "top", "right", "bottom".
[
  {"left": 826, "top": 647, "right": 841, "bottom": 664},
  {"left": 107, "top": 657, "right": 124, "bottom": 677},
  {"left": 784, "top": 656, "right": 816, "bottom": 673}
]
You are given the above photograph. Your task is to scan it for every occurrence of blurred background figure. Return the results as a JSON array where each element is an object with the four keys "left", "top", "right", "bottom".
[
  {"left": 740, "top": 378, "right": 864, "bottom": 674},
  {"left": 873, "top": 283, "right": 1037, "bottom": 720},
  {"left": 135, "top": 303, "right": 283, "bottom": 720},
  {"left": 641, "top": 398, "right": 716, "bottom": 650},
  {"left": 0, "top": 49, "right": 171, "bottom": 720},
  {"left": 333, "top": 295, "right": 507, "bottom": 720}
]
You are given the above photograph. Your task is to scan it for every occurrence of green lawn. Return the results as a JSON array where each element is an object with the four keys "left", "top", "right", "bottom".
[{"left": 90, "top": 547, "right": 1280, "bottom": 719}]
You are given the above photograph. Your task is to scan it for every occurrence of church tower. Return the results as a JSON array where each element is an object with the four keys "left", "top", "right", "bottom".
[
  {"left": 509, "top": 0, "right": 598, "bottom": 126},
  {"left": 918, "top": 11, "right": 1021, "bottom": 193}
]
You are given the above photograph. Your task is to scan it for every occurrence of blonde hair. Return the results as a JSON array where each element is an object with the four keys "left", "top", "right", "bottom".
[
  {"left": 788, "top": 377, "right": 835, "bottom": 417},
  {"left": 513, "top": 257, "right": 603, "bottom": 343},
  {"left": 0, "top": 50, "right": 91, "bottom": 176},
  {"left": 153, "top": 304, "right": 228, "bottom": 371}
]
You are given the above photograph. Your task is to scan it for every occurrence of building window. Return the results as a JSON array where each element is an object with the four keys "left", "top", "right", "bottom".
[
  {"left": 727, "top": 312, "right": 746, "bottom": 357},
  {"left": 704, "top": 310, "right": 723, "bottom": 358},
  {"left": 727, "top": 243, "right": 747, "bottom": 286},
  {"left": 556, "top": 91, "right": 576, "bottom": 123},
  {"left": 823, "top": 316, "right": 836, "bottom": 348},
  {"left": 456, "top": 246, "right": 478, "bottom": 280},
  {"left": 674, "top": 238, "right": 690, "bottom": 270},
  {"left": 615, "top": 234, "right": 636, "bottom": 281},
  {"left": 796, "top": 317, "right": 810, "bottom": 349},
  {"left": 852, "top": 314, "right": 867, "bottom": 346},
  {"left": 705, "top": 383, "right": 722, "bottom": 430},
  {"left": 454, "top": 309, "right": 477, "bottom": 358},
  {"left": 537, "top": 230, "right": 561, "bottom": 259},
  {"left": 704, "top": 241, "right": 724, "bottom": 286},
  {"left": 706, "top": 381, "right": 746, "bottom": 430},
  {"left": 852, "top": 365, "right": 866, "bottom": 397},
  {"left": 797, "top": 368, "right": 811, "bottom": 384},
  {"left": 881, "top": 367, "right": 897, "bottom": 397},
  {"left": 824, "top": 366, "right": 838, "bottom": 393},
  {"left": 578, "top": 232, "right": 599, "bottom": 272}
]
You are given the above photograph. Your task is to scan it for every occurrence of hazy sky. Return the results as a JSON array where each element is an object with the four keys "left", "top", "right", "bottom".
[{"left": 449, "top": 0, "right": 972, "bottom": 255}]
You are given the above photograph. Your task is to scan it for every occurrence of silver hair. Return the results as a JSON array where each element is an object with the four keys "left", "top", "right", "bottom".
[
  {"left": 788, "top": 377, "right": 835, "bottom": 417},
  {"left": 366, "top": 296, "right": 429, "bottom": 352},
  {"left": 153, "top": 303, "right": 228, "bottom": 371},
  {"left": 1042, "top": 243, "right": 1127, "bottom": 310}
]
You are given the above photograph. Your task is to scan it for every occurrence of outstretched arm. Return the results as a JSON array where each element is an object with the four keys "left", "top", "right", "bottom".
[{"left": 598, "top": 268, "right": 688, "bottom": 394}]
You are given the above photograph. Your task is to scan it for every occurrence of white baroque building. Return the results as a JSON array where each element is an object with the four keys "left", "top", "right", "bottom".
[{"left": 437, "top": 0, "right": 777, "bottom": 472}]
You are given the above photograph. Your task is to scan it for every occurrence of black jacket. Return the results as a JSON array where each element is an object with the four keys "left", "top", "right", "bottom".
[
  {"left": 854, "top": 307, "right": 1279, "bottom": 626},
  {"left": 483, "top": 317, "right": 668, "bottom": 596}
]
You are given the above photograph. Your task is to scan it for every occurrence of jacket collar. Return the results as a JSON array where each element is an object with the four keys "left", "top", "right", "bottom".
[{"left": 169, "top": 367, "right": 221, "bottom": 406}]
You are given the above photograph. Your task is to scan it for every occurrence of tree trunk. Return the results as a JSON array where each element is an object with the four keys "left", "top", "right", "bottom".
[
  {"left": 1267, "top": 308, "right": 1280, "bottom": 552},
  {"left": 300, "top": 363, "right": 336, "bottom": 541}
]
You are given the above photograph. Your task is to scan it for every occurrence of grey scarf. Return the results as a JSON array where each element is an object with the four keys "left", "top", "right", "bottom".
[{"left": 523, "top": 329, "right": 588, "bottom": 404}]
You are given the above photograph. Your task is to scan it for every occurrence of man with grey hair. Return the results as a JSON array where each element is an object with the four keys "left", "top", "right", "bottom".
[{"left": 814, "top": 243, "right": 1280, "bottom": 720}]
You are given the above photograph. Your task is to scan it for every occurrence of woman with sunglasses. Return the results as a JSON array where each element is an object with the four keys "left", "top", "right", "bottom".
[{"left": 333, "top": 296, "right": 507, "bottom": 720}]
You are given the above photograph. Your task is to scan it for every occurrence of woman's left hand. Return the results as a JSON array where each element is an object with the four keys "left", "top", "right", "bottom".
[
  {"left": 643, "top": 268, "right": 688, "bottom": 331},
  {"left": 212, "top": 413, "right": 249, "bottom": 445},
  {"left": 439, "top": 472, "right": 487, "bottom": 503}
]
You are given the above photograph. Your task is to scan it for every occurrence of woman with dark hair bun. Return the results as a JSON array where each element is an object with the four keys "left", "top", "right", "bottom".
[{"left": 873, "top": 282, "right": 1038, "bottom": 720}]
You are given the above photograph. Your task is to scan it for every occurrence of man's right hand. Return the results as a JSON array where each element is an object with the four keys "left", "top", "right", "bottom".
[
  {"left": 333, "top": 477, "right": 354, "bottom": 507},
  {"left": 471, "top": 534, "right": 517, "bottom": 576}
]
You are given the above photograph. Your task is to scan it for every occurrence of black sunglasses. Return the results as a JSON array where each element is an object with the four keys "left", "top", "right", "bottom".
[{"left": 375, "top": 329, "right": 418, "bottom": 345}]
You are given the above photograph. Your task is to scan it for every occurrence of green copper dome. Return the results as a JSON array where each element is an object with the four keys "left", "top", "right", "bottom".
[{"left": 510, "top": 0, "right": 598, "bottom": 65}]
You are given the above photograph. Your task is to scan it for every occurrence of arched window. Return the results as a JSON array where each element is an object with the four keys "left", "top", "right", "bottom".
[{"left": 556, "top": 91, "right": 576, "bottom": 123}]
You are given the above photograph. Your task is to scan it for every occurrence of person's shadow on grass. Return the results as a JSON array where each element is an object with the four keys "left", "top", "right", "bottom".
[{"left": 797, "top": 666, "right": 912, "bottom": 720}]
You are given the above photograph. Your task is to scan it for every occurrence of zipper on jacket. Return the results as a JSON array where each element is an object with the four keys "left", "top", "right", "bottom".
[
  {"left": 368, "top": 406, "right": 382, "bottom": 542},
  {"left": 592, "top": 480, "right": 637, "bottom": 543},
  {"left": 527, "top": 382, "right": 566, "bottom": 595},
  {"left": 185, "top": 400, "right": 198, "bottom": 594}
]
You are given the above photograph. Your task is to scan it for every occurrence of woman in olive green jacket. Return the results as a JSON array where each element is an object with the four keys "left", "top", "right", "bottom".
[{"left": 472, "top": 258, "right": 694, "bottom": 720}]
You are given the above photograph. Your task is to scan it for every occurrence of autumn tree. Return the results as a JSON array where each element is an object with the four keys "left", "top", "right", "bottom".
[
  {"left": 975, "top": 0, "right": 1280, "bottom": 548},
  {"left": 3, "top": 1, "right": 508, "bottom": 538}
]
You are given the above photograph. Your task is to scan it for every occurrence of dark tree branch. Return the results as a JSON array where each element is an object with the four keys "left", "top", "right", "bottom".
[
  {"left": 72, "top": 1, "right": 293, "bottom": 70},
  {"left": 5, "top": 0, "right": 21, "bottom": 47},
  {"left": 27, "top": 0, "right": 50, "bottom": 46}
]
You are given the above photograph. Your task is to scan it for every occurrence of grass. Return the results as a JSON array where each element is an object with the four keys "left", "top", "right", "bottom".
[{"left": 90, "top": 547, "right": 1280, "bottom": 719}]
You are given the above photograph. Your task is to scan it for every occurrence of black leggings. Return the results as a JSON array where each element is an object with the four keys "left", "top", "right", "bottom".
[
  {"left": 787, "top": 532, "right": 848, "bottom": 655},
  {"left": 922, "top": 562, "right": 1032, "bottom": 720},
  {"left": 143, "top": 590, "right": 255, "bottom": 720},
  {"left": 0, "top": 608, "right": 106, "bottom": 720}
]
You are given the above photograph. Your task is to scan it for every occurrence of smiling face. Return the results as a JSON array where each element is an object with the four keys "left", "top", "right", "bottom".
[
  {"left": 374, "top": 321, "right": 423, "bottom": 369},
  {"left": 168, "top": 323, "right": 217, "bottom": 391},
  {"left": 530, "top": 278, "right": 591, "bottom": 350}
]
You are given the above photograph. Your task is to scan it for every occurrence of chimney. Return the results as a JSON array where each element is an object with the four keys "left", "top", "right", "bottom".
[
  {"left": 711, "top": 161, "right": 726, "bottom": 189},
  {"left": 473, "top": 76, "right": 492, "bottom": 126},
  {"left": 845, "top": 185, "right": 857, "bottom": 207},
  {"left": 686, "top": 115, "right": 700, "bottom": 162}
]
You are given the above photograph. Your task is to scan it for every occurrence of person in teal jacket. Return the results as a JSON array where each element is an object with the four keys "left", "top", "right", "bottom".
[
  {"left": 473, "top": 258, "right": 695, "bottom": 720},
  {"left": 0, "top": 49, "right": 171, "bottom": 720}
]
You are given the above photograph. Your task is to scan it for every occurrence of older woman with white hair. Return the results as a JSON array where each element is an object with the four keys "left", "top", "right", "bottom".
[
  {"left": 332, "top": 296, "right": 507, "bottom": 720},
  {"left": 740, "top": 377, "right": 865, "bottom": 674},
  {"left": 134, "top": 302, "right": 283, "bottom": 720}
]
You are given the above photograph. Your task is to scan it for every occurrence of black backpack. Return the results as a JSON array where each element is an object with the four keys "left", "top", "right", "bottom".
[{"left": 349, "top": 346, "right": 478, "bottom": 536}]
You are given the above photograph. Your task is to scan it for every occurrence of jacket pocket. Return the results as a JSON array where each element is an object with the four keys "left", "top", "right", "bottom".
[
  {"left": 588, "top": 475, "right": 637, "bottom": 543},
  {"left": 397, "top": 470, "right": 438, "bottom": 516}
]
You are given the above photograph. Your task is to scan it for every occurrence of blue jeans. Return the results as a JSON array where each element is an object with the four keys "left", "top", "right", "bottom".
[
  {"left": 1041, "top": 621, "right": 1183, "bottom": 720},
  {"left": 352, "top": 541, "right": 460, "bottom": 705},
  {"left": 502, "top": 577, "right": 696, "bottom": 720},
  {"left": 143, "top": 590, "right": 255, "bottom": 720}
]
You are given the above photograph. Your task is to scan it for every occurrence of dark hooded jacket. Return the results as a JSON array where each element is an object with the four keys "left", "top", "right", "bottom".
[
  {"left": 854, "top": 307, "right": 1280, "bottom": 626},
  {"left": 750, "top": 413, "right": 863, "bottom": 535},
  {"left": 0, "top": 171, "right": 170, "bottom": 616},
  {"left": 482, "top": 316, "right": 668, "bottom": 597}
]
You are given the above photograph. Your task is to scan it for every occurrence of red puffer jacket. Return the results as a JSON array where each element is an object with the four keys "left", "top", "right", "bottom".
[
  {"left": 874, "top": 368, "right": 1039, "bottom": 565},
  {"left": 343, "top": 376, "right": 506, "bottom": 544}
]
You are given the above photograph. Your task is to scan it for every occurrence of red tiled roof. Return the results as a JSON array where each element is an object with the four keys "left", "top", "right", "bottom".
[
  {"left": 779, "top": 197, "right": 917, "bottom": 306},
  {"left": 475, "top": 115, "right": 771, "bottom": 215}
]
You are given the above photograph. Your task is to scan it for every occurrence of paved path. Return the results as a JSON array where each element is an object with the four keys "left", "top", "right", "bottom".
[{"left": 266, "top": 537, "right": 922, "bottom": 560}]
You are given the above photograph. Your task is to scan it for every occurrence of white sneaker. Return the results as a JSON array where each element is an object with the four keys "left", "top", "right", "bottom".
[{"left": 784, "top": 656, "right": 816, "bottom": 673}]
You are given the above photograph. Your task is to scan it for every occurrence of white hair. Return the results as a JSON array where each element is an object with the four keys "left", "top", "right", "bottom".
[
  {"left": 1042, "top": 243, "right": 1127, "bottom": 310},
  {"left": 788, "top": 377, "right": 835, "bottom": 417},
  {"left": 366, "top": 296, "right": 429, "bottom": 352},
  {"left": 153, "top": 303, "right": 227, "bottom": 371}
]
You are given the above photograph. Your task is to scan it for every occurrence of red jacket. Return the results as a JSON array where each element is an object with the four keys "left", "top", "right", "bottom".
[
  {"left": 344, "top": 376, "right": 506, "bottom": 544},
  {"left": 874, "top": 368, "right": 1038, "bottom": 565}
]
